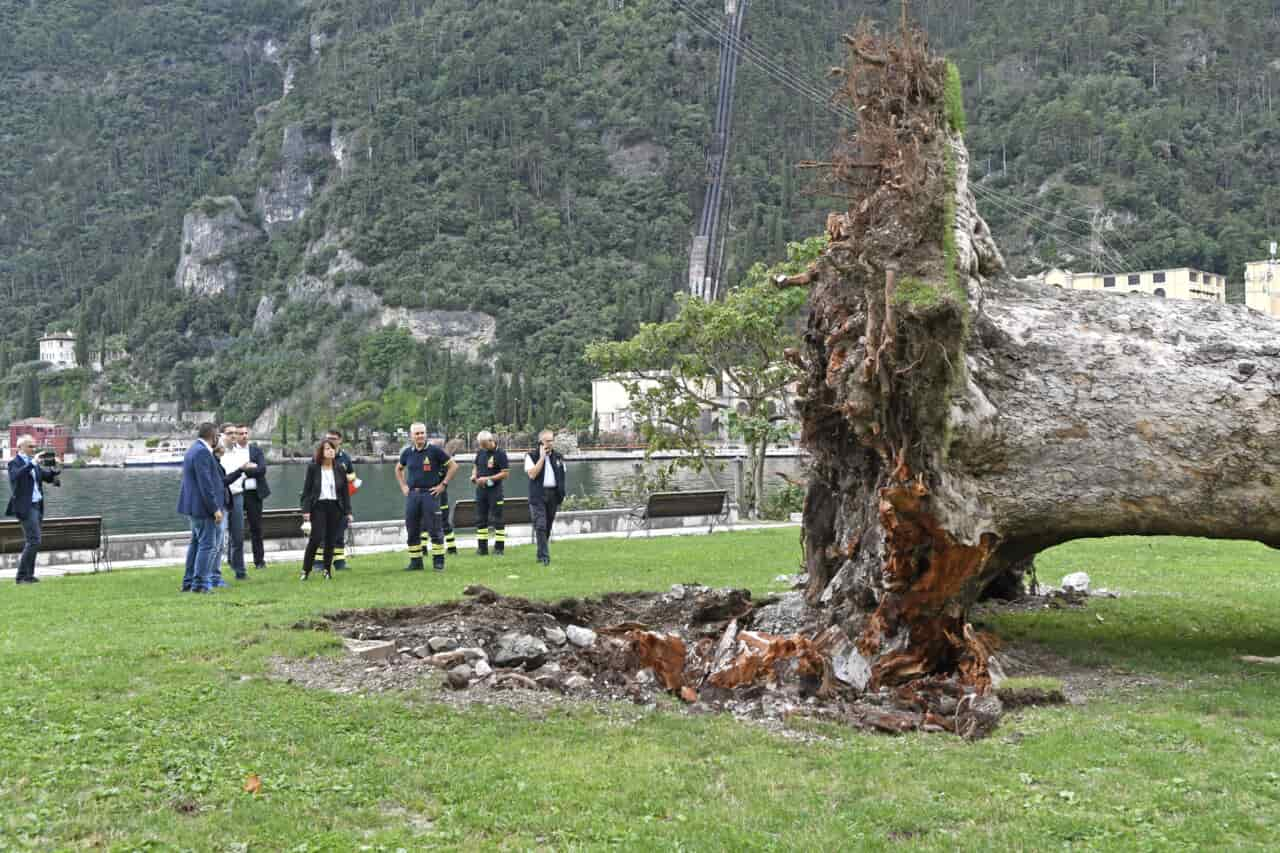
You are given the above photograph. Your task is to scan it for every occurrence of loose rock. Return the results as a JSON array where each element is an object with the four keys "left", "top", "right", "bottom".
[
  {"left": 1060, "top": 572, "right": 1091, "bottom": 594},
  {"left": 543, "top": 626, "right": 567, "bottom": 646},
  {"left": 343, "top": 639, "right": 395, "bottom": 662},
  {"left": 447, "top": 665, "right": 472, "bottom": 689},
  {"left": 566, "top": 625, "right": 597, "bottom": 648},
  {"left": 492, "top": 633, "right": 549, "bottom": 669},
  {"left": 428, "top": 636, "right": 459, "bottom": 653}
]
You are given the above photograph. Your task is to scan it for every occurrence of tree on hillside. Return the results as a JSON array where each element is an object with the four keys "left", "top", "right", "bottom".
[
  {"left": 586, "top": 236, "right": 823, "bottom": 518},
  {"left": 20, "top": 373, "right": 40, "bottom": 419}
]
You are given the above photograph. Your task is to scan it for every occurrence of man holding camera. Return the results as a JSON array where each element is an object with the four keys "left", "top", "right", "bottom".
[{"left": 6, "top": 435, "right": 62, "bottom": 584}]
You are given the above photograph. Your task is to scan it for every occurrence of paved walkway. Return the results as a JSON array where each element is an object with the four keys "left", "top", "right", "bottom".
[{"left": 0, "top": 520, "right": 800, "bottom": 581}]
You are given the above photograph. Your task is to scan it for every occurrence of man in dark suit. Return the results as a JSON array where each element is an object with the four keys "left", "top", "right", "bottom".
[
  {"left": 177, "top": 422, "right": 226, "bottom": 593},
  {"left": 6, "top": 434, "right": 61, "bottom": 584},
  {"left": 238, "top": 425, "right": 271, "bottom": 570}
]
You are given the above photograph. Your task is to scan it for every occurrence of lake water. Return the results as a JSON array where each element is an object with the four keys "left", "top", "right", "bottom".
[{"left": 1, "top": 457, "right": 804, "bottom": 535}]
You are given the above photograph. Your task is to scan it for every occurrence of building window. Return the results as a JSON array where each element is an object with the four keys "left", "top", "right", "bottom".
[
  {"left": 1189, "top": 271, "right": 1199, "bottom": 282},
  {"left": 1128, "top": 274, "right": 1140, "bottom": 286},
  {"left": 1154, "top": 288, "right": 1166, "bottom": 297},
  {"left": 1153, "top": 272, "right": 1166, "bottom": 283},
  {"left": 1103, "top": 276, "right": 1116, "bottom": 288}
]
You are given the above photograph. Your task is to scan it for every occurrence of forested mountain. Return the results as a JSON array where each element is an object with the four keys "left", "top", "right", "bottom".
[{"left": 1, "top": 0, "right": 1276, "bottom": 435}]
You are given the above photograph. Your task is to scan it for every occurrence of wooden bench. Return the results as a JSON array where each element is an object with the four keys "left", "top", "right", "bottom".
[
  {"left": 450, "top": 497, "right": 531, "bottom": 529},
  {"left": 632, "top": 490, "right": 729, "bottom": 535},
  {"left": 0, "top": 515, "right": 109, "bottom": 571},
  {"left": 249, "top": 509, "right": 355, "bottom": 553},
  {"left": 254, "top": 509, "right": 308, "bottom": 541}
]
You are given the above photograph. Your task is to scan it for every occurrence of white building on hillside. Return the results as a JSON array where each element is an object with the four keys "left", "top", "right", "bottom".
[
  {"left": 591, "top": 372, "right": 797, "bottom": 442},
  {"left": 39, "top": 331, "right": 77, "bottom": 370},
  {"left": 1042, "top": 267, "right": 1225, "bottom": 302}
]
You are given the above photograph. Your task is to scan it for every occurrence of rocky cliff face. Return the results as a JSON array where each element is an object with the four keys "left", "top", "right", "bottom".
[
  {"left": 380, "top": 308, "right": 497, "bottom": 360},
  {"left": 174, "top": 197, "right": 263, "bottom": 296},
  {"left": 255, "top": 123, "right": 332, "bottom": 235}
]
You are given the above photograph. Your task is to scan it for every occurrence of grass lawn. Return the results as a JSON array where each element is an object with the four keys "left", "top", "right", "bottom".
[{"left": 2, "top": 530, "right": 1280, "bottom": 850}]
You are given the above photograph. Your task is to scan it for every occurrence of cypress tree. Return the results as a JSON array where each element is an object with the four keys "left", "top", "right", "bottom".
[{"left": 20, "top": 374, "right": 40, "bottom": 418}]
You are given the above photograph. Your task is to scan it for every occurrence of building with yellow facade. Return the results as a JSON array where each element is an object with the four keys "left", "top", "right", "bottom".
[
  {"left": 1244, "top": 258, "right": 1280, "bottom": 318},
  {"left": 1042, "top": 267, "right": 1226, "bottom": 302}
]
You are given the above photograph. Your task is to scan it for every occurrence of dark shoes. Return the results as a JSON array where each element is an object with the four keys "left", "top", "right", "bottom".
[
  {"left": 323, "top": 568, "right": 333, "bottom": 580},
  {"left": 333, "top": 560, "right": 348, "bottom": 571},
  {"left": 16, "top": 577, "right": 39, "bottom": 584},
  {"left": 404, "top": 558, "right": 424, "bottom": 571},
  {"left": 446, "top": 547, "right": 458, "bottom": 556},
  {"left": 477, "top": 543, "right": 489, "bottom": 556},
  {"left": 494, "top": 544, "right": 505, "bottom": 556},
  {"left": 300, "top": 569, "right": 311, "bottom": 581},
  {"left": 432, "top": 556, "right": 445, "bottom": 572}
]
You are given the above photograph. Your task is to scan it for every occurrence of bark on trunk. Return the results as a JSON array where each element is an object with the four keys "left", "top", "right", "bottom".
[{"left": 791, "top": 22, "right": 1280, "bottom": 693}]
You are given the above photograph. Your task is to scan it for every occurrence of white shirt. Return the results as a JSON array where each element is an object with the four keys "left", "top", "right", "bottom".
[
  {"left": 524, "top": 453, "right": 557, "bottom": 488},
  {"left": 319, "top": 466, "right": 337, "bottom": 500},
  {"left": 240, "top": 444, "right": 257, "bottom": 490},
  {"left": 221, "top": 443, "right": 250, "bottom": 494}
]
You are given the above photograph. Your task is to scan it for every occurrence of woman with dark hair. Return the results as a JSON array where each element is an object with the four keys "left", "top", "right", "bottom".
[{"left": 299, "top": 439, "right": 353, "bottom": 580}]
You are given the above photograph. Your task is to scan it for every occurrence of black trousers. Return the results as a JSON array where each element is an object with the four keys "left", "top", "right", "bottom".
[
  {"left": 303, "top": 500, "right": 342, "bottom": 573},
  {"left": 243, "top": 489, "right": 266, "bottom": 567},
  {"left": 529, "top": 495, "right": 561, "bottom": 561},
  {"left": 440, "top": 487, "right": 456, "bottom": 549},
  {"left": 405, "top": 490, "right": 444, "bottom": 559},
  {"left": 476, "top": 486, "right": 505, "bottom": 543}
]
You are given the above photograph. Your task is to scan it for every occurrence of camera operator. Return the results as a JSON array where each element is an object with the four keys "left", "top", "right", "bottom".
[{"left": 5, "top": 435, "right": 62, "bottom": 584}]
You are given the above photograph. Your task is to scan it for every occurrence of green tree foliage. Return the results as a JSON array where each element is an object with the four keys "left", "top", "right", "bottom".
[
  {"left": 19, "top": 374, "right": 40, "bottom": 419},
  {"left": 585, "top": 236, "right": 824, "bottom": 517},
  {"left": 5, "top": 0, "right": 1274, "bottom": 429}
]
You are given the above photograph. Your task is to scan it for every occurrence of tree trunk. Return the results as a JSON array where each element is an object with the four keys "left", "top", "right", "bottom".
[{"left": 792, "top": 22, "right": 1280, "bottom": 694}]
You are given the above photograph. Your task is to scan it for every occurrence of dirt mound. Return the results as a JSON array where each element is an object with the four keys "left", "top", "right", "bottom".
[{"left": 274, "top": 583, "right": 1019, "bottom": 739}]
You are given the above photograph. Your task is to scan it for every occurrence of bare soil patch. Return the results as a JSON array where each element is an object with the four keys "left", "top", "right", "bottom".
[{"left": 270, "top": 584, "right": 1150, "bottom": 738}]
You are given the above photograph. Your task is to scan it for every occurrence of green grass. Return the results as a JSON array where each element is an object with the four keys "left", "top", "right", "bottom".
[
  {"left": 999, "top": 676, "right": 1065, "bottom": 693},
  {"left": 894, "top": 276, "right": 944, "bottom": 309},
  {"left": 3, "top": 532, "right": 1280, "bottom": 849}
]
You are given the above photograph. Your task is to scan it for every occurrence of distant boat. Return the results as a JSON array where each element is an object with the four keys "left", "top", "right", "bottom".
[{"left": 123, "top": 448, "right": 185, "bottom": 467}]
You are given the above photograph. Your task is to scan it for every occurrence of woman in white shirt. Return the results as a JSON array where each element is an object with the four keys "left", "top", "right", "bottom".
[{"left": 299, "top": 439, "right": 353, "bottom": 580}]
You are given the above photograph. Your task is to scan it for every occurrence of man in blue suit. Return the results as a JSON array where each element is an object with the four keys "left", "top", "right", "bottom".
[
  {"left": 177, "top": 422, "right": 226, "bottom": 593},
  {"left": 6, "top": 434, "right": 61, "bottom": 584}
]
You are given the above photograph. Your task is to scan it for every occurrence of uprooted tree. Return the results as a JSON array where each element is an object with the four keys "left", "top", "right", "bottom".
[{"left": 785, "top": 19, "right": 1280, "bottom": 694}]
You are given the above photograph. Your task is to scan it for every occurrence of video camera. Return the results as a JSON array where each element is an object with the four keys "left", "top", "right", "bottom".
[{"left": 35, "top": 448, "right": 62, "bottom": 487}]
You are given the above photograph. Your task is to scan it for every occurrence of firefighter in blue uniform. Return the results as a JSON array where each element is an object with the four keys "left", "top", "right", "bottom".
[
  {"left": 470, "top": 430, "right": 509, "bottom": 556},
  {"left": 326, "top": 428, "right": 358, "bottom": 570},
  {"left": 396, "top": 422, "right": 458, "bottom": 571}
]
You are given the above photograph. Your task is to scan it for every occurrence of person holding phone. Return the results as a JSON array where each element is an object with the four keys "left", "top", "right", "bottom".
[{"left": 524, "top": 429, "right": 566, "bottom": 566}]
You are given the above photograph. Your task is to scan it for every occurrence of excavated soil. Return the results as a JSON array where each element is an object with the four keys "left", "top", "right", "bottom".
[{"left": 269, "top": 583, "right": 1147, "bottom": 739}]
